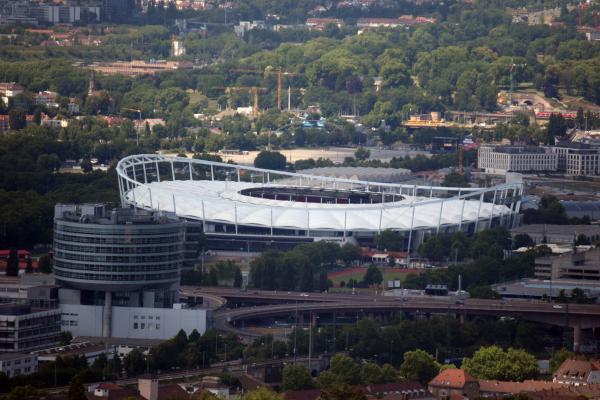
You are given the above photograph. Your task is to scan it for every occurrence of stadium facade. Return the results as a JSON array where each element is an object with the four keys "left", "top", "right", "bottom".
[{"left": 117, "top": 154, "right": 523, "bottom": 263}]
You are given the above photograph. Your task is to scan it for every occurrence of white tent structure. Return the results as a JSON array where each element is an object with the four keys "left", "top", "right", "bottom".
[{"left": 117, "top": 154, "right": 523, "bottom": 252}]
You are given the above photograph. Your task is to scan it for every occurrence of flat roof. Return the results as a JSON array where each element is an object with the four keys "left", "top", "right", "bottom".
[{"left": 0, "top": 353, "right": 35, "bottom": 362}]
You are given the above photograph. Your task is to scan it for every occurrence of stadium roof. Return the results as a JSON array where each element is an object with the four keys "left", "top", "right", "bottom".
[{"left": 127, "top": 180, "right": 510, "bottom": 231}]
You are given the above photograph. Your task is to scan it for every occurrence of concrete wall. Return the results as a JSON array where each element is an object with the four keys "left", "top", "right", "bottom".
[{"left": 60, "top": 304, "right": 210, "bottom": 340}]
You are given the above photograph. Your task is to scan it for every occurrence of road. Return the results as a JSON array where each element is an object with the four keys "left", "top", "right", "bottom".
[{"left": 183, "top": 287, "right": 600, "bottom": 343}]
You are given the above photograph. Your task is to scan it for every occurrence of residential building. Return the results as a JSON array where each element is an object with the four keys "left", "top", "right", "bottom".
[
  {"left": 54, "top": 204, "right": 210, "bottom": 339},
  {"left": 234, "top": 20, "right": 267, "bottom": 37},
  {"left": 285, "top": 382, "right": 430, "bottom": 400},
  {"left": 553, "top": 358, "right": 600, "bottom": 386},
  {"left": 40, "top": 114, "right": 68, "bottom": 128},
  {"left": 478, "top": 379, "right": 564, "bottom": 396},
  {"left": 0, "top": 303, "right": 62, "bottom": 353},
  {"left": 87, "top": 376, "right": 193, "bottom": 399},
  {"left": 34, "top": 91, "right": 59, "bottom": 107},
  {"left": 0, "top": 82, "right": 24, "bottom": 106},
  {"left": 0, "top": 353, "right": 37, "bottom": 377},
  {"left": 88, "top": 60, "right": 193, "bottom": 76},
  {"left": 428, "top": 369, "right": 480, "bottom": 399},
  {"left": 305, "top": 18, "right": 343, "bottom": 30},
  {"left": 0, "top": 115, "right": 9, "bottom": 132},
  {"left": 357, "top": 16, "right": 435, "bottom": 29},
  {"left": 535, "top": 247, "right": 600, "bottom": 281},
  {"left": 478, "top": 145, "right": 558, "bottom": 174},
  {"left": 586, "top": 31, "right": 600, "bottom": 41}
]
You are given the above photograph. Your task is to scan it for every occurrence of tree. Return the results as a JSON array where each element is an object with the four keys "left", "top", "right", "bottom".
[
  {"left": 321, "top": 383, "right": 367, "bottom": 400},
  {"left": 399, "top": 350, "right": 440, "bottom": 384},
  {"left": 375, "top": 230, "right": 404, "bottom": 251},
  {"left": 575, "top": 234, "right": 591, "bottom": 246},
  {"left": 6, "top": 248, "right": 19, "bottom": 277},
  {"left": 462, "top": 346, "right": 538, "bottom": 381},
  {"left": 549, "top": 348, "right": 574, "bottom": 373},
  {"left": 25, "top": 256, "right": 33, "bottom": 273},
  {"left": 546, "top": 114, "right": 567, "bottom": 144},
  {"left": 243, "top": 387, "right": 283, "bottom": 400},
  {"left": 38, "top": 254, "right": 52, "bottom": 273},
  {"left": 442, "top": 173, "right": 469, "bottom": 188},
  {"left": 80, "top": 158, "right": 93, "bottom": 173},
  {"left": 319, "top": 354, "right": 361, "bottom": 386},
  {"left": 281, "top": 364, "right": 314, "bottom": 391},
  {"left": 233, "top": 267, "right": 243, "bottom": 288},
  {"left": 254, "top": 151, "right": 287, "bottom": 171},
  {"left": 363, "top": 265, "right": 383, "bottom": 286},
  {"left": 354, "top": 147, "right": 370, "bottom": 161},
  {"left": 340, "top": 243, "right": 361, "bottom": 266},
  {"left": 8, "top": 107, "right": 26, "bottom": 130},
  {"left": 67, "top": 375, "right": 86, "bottom": 400},
  {"left": 123, "top": 349, "right": 146, "bottom": 376},
  {"left": 208, "top": 268, "right": 219, "bottom": 286},
  {"left": 513, "top": 234, "right": 534, "bottom": 249}
]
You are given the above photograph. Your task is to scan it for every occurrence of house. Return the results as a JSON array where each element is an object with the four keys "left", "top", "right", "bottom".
[
  {"left": 86, "top": 376, "right": 217, "bottom": 399},
  {"left": 35, "top": 91, "right": 59, "bottom": 107},
  {"left": 553, "top": 358, "right": 600, "bottom": 386},
  {"left": 305, "top": 18, "right": 343, "bottom": 30},
  {"left": 0, "top": 115, "right": 9, "bottom": 132},
  {"left": 478, "top": 379, "right": 564, "bottom": 396},
  {"left": 40, "top": 113, "right": 68, "bottom": 128},
  {"left": 0, "top": 82, "right": 24, "bottom": 106},
  {"left": 285, "top": 382, "right": 430, "bottom": 400},
  {"left": 428, "top": 369, "right": 480, "bottom": 399}
]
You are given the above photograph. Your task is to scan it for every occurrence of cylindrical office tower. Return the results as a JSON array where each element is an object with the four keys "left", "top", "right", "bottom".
[{"left": 53, "top": 204, "right": 184, "bottom": 336}]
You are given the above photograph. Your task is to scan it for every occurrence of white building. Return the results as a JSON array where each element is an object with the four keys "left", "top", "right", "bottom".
[
  {"left": 59, "top": 304, "right": 210, "bottom": 340},
  {"left": 546, "top": 143, "right": 600, "bottom": 176},
  {"left": 0, "top": 353, "right": 37, "bottom": 377},
  {"left": 478, "top": 145, "right": 558, "bottom": 175}
]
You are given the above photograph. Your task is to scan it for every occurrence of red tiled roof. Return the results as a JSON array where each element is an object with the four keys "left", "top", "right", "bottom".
[
  {"left": 0, "top": 250, "right": 31, "bottom": 258},
  {"left": 284, "top": 389, "right": 321, "bottom": 400},
  {"left": 479, "top": 379, "right": 564, "bottom": 394},
  {"left": 554, "top": 358, "right": 600, "bottom": 381},
  {"left": 429, "top": 369, "right": 476, "bottom": 389},
  {"left": 96, "top": 382, "right": 123, "bottom": 390}
]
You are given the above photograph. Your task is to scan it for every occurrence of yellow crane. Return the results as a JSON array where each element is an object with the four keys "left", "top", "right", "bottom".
[
  {"left": 230, "top": 67, "right": 299, "bottom": 111},
  {"left": 224, "top": 86, "right": 268, "bottom": 118}
]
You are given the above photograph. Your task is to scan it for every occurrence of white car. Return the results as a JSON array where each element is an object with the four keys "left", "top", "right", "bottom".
[
  {"left": 552, "top": 304, "right": 563, "bottom": 309},
  {"left": 299, "top": 293, "right": 309, "bottom": 297}
]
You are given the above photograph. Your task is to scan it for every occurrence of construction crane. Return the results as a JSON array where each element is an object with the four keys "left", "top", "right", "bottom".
[
  {"left": 224, "top": 86, "right": 268, "bottom": 118},
  {"left": 230, "top": 67, "right": 299, "bottom": 111}
]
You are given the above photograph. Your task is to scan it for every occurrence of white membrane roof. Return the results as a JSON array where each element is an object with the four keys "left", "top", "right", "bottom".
[{"left": 126, "top": 180, "right": 511, "bottom": 231}]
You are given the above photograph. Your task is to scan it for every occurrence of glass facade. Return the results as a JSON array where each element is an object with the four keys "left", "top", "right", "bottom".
[{"left": 53, "top": 207, "right": 184, "bottom": 292}]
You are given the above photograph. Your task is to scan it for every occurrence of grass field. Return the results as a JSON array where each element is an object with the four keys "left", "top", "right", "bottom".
[{"left": 328, "top": 267, "right": 422, "bottom": 287}]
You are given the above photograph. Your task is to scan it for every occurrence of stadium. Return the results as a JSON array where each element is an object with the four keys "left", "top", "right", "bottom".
[{"left": 116, "top": 154, "right": 523, "bottom": 255}]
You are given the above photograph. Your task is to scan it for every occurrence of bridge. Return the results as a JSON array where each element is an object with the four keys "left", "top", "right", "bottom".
[{"left": 182, "top": 287, "right": 600, "bottom": 352}]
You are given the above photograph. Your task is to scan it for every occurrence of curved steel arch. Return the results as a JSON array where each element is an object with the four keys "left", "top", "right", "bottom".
[{"left": 116, "top": 154, "right": 522, "bottom": 243}]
